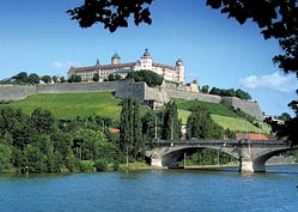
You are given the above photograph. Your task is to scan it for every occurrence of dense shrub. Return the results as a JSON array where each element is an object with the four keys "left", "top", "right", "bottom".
[
  {"left": 79, "top": 160, "right": 94, "bottom": 172},
  {"left": 127, "top": 70, "right": 163, "bottom": 87}
]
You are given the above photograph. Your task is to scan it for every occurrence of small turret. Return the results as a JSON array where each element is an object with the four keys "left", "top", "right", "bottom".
[
  {"left": 176, "top": 58, "right": 183, "bottom": 66},
  {"left": 96, "top": 58, "right": 100, "bottom": 65},
  {"left": 111, "top": 53, "right": 121, "bottom": 65},
  {"left": 143, "top": 48, "right": 151, "bottom": 57},
  {"left": 176, "top": 58, "right": 184, "bottom": 83}
]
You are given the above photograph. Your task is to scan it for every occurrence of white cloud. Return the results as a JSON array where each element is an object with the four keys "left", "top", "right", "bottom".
[
  {"left": 51, "top": 61, "right": 80, "bottom": 70},
  {"left": 239, "top": 71, "right": 297, "bottom": 93}
]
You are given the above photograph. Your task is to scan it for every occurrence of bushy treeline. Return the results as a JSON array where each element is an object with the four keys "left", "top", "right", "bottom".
[
  {"left": 0, "top": 107, "right": 119, "bottom": 173},
  {"left": 209, "top": 87, "right": 252, "bottom": 100},
  {"left": 127, "top": 70, "right": 164, "bottom": 87},
  {"left": 1, "top": 72, "right": 66, "bottom": 85}
]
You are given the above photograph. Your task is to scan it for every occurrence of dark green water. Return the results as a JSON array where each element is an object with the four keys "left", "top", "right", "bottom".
[{"left": 1, "top": 165, "right": 298, "bottom": 212}]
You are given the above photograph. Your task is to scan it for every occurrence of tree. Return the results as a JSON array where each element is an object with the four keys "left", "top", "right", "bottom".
[
  {"left": 127, "top": 70, "right": 164, "bottom": 87},
  {"left": 41, "top": 75, "right": 52, "bottom": 84},
  {"left": 186, "top": 105, "right": 224, "bottom": 139},
  {"left": 28, "top": 73, "right": 39, "bottom": 84},
  {"left": 68, "top": 0, "right": 153, "bottom": 32},
  {"left": 14, "top": 72, "right": 28, "bottom": 82},
  {"left": 162, "top": 101, "right": 180, "bottom": 140},
  {"left": 93, "top": 73, "right": 100, "bottom": 82},
  {"left": 115, "top": 73, "right": 122, "bottom": 81},
  {"left": 52, "top": 76, "right": 58, "bottom": 83},
  {"left": 108, "top": 74, "right": 116, "bottom": 81},
  {"left": 119, "top": 98, "right": 143, "bottom": 159},
  {"left": 142, "top": 110, "right": 163, "bottom": 141},
  {"left": 277, "top": 112, "right": 291, "bottom": 122},
  {"left": 68, "top": 74, "right": 82, "bottom": 83},
  {"left": 31, "top": 108, "right": 55, "bottom": 134},
  {"left": 201, "top": 85, "right": 209, "bottom": 94},
  {"left": 60, "top": 76, "right": 66, "bottom": 83}
]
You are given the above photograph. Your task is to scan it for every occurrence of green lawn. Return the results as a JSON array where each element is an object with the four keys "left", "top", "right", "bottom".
[
  {"left": 178, "top": 109, "right": 271, "bottom": 134},
  {"left": 174, "top": 98, "right": 238, "bottom": 117},
  {"left": 1, "top": 92, "right": 123, "bottom": 120}
]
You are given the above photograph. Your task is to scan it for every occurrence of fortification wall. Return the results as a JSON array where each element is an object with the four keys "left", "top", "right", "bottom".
[
  {"left": 0, "top": 81, "right": 264, "bottom": 120},
  {"left": 0, "top": 85, "right": 37, "bottom": 101},
  {"left": 222, "top": 97, "right": 263, "bottom": 120},
  {"left": 37, "top": 81, "right": 118, "bottom": 94},
  {"left": 145, "top": 84, "right": 170, "bottom": 103},
  {"left": 166, "top": 89, "right": 222, "bottom": 103},
  {"left": 115, "top": 80, "right": 145, "bottom": 102}
]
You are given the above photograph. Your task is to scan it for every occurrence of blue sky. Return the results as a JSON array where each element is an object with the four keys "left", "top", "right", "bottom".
[{"left": 0, "top": 0, "right": 297, "bottom": 116}]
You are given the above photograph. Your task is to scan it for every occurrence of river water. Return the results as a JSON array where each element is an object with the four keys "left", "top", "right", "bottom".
[{"left": 0, "top": 165, "right": 298, "bottom": 212}]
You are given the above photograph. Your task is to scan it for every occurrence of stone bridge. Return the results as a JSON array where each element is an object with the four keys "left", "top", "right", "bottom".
[{"left": 145, "top": 139, "right": 297, "bottom": 173}]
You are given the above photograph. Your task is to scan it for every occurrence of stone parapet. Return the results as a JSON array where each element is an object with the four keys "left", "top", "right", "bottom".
[{"left": 0, "top": 85, "right": 37, "bottom": 101}]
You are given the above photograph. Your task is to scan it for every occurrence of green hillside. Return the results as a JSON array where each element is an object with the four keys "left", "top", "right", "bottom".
[
  {"left": 174, "top": 98, "right": 238, "bottom": 117},
  {"left": 1, "top": 92, "right": 123, "bottom": 120},
  {"left": 178, "top": 109, "right": 270, "bottom": 134},
  {"left": 1, "top": 92, "right": 271, "bottom": 133}
]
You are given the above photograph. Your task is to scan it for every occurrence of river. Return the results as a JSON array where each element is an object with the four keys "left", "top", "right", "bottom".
[{"left": 0, "top": 165, "right": 298, "bottom": 212}]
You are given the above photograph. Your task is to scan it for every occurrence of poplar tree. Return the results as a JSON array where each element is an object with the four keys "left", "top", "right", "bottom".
[
  {"left": 119, "top": 98, "right": 143, "bottom": 159},
  {"left": 162, "top": 101, "right": 180, "bottom": 140}
]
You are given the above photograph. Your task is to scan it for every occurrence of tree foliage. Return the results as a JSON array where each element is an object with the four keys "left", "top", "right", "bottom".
[
  {"left": 41, "top": 75, "right": 52, "bottom": 84},
  {"left": 68, "top": 74, "right": 82, "bottom": 83},
  {"left": 127, "top": 70, "right": 164, "bottom": 87},
  {"left": 0, "top": 107, "right": 119, "bottom": 173},
  {"left": 210, "top": 87, "right": 252, "bottom": 100},
  {"left": 28, "top": 73, "right": 40, "bottom": 84},
  {"left": 186, "top": 105, "right": 224, "bottom": 139},
  {"left": 201, "top": 85, "right": 209, "bottom": 94},
  {"left": 93, "top": 73, "right": 100, "bottom": 82},
  {"left": 68, "top": 0, "right": 153, "bottom": 32},
  {"left": 162, "top": 101, "right": 181, "bottom": 140},
  {"left": 119, "top": 98, "right": 144, "bottom": 159}
]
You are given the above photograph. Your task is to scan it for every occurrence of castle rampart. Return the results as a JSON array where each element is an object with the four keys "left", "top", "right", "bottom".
[
  {"left": 0, "top": 81, "right": 263, "bottom": 120},
  {"left": 0, "top": 85, "right": 37, "bottom": 101}
]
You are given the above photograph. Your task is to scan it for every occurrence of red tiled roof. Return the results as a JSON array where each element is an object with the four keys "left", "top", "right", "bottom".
[
  {"left": 235, "top": 133, "right": 276, "bottom": 141},
  {"left": 70, "top": 63, "right": 136, "bottom": 72}
]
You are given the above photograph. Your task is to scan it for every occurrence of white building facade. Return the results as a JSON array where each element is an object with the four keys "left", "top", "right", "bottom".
[{"left": 68, "top": 49, "right": 185, "bottom": 83}]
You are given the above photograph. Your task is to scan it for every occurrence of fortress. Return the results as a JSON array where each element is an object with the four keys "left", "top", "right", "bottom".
[
  {"left": 68, "top": 49, "right": 184, "bottom": 83},
  {"left": 0, "top": 49, "right": 264, "bottom": 120},
  {"left": 0, "top": 80, "right": 264, "bottom": 120}
]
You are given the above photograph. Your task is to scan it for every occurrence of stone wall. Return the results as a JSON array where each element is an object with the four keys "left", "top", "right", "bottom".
[
  {"left": 115, "top": 80, "right": 145, "bottom": 102},
  {"left": 167, "top": 89, "right": 222, "bottom": 103},
  {"left": 0, "top": 81, "right": 264, "bottom": 120},
  {"left": 37, "top": 81, "right": 118, "bottom": 94},
  {"left": 0, "top": 85, "right": 37, "bottom": 101},
  {"left": 222, "top": 97, "right": 263, "bottom": 120},
  {"left": 145, "top": 84, "right": 170, "bottom": 103}
]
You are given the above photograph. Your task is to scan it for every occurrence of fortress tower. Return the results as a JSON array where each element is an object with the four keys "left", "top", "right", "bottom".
[
  {"left": 176, "top": 58, "right": 184, "bottom": 83},
  {"left": 140, "top": 48, "right": 153, "bottom": 69},
  {"left": 111, "top": 53, "right": 121, "bottom": 65}
]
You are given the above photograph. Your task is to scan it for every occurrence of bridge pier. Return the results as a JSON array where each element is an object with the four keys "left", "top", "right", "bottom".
[
  {"left": 150, "top": 151, "right": 163, "bottom": 168},
  {"left": 239, "top": 158, "right": 265, "bottom": 173}
]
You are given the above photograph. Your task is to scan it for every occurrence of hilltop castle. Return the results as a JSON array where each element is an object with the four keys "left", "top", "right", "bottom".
[{"left": 68, "top": 49, "right": 185, "bottom": 83}]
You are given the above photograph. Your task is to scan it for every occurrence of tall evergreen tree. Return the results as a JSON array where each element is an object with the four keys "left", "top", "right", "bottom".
[
  {"left": 162, "top": 101, "right": 180, "bottom": 140},
  {"left": 186, "top": 105, "right": 224, "bottom": 139},
  {"left": 133, "top": 101, "right": 143, "bottom": 159}
]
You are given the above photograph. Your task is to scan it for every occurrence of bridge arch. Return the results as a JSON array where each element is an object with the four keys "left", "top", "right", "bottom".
[
  {"left": 154, "top": 146, "right": 239, "bottom": 168},
  {"left": 254, "top": 147, "right": 298, "bottom": 166}
]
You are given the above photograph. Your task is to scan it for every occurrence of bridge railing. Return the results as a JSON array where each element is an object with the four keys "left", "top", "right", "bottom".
[{"left": 148, "top": 139, "right": 287, "bottom": 148}]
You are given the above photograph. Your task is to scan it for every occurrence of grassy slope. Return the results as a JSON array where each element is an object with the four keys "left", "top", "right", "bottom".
[
  {"left": 1, "top": 92, "right": 123, "bottom": 120},
  {"left": 174, "top": 98, "right": 238, "bottom": 117},
  {"left": 1, "top": 92, "right": 271, "bottom": 133},
  {"left": 178, "top": 109, "right": 270, "bottom": 133}
]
